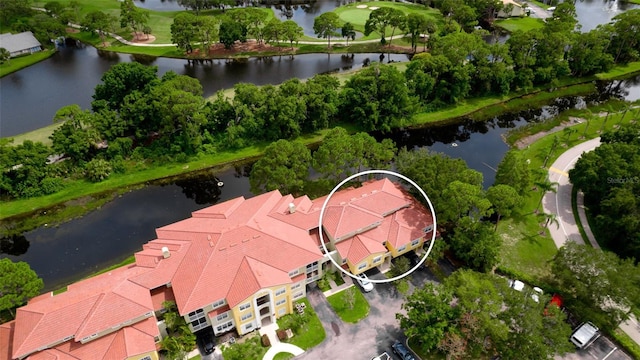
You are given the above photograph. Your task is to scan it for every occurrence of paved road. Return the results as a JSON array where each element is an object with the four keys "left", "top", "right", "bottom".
[
  {"left": 542, "top": 138, "right": 601, "bottom": 248},
  {"left": 525, "top": 2, "right": 553, "bottom": 19}
]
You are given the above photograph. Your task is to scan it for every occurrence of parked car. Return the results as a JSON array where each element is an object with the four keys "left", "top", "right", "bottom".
[
  {"left": 392, "top": 341, "right": 416, "bottom": 360},
  {"left": 204, "top": 339, "right": 215, "bottom": 354},
  {"left": 356, "top": 272, "right": 374, "bottom": 292},
  {"left": 508, "top": 279, "right": 525, "bottom": 292},
  {"left": 547, "top": 6, "right": 556, "bottom": 11},
  {"left": 371, "top": 352, "right": 391, "bottom": 360},
  {"left": 570, "top": 322, "right": 599, "bottom": 349},
  {"left": 531, "top": 286, "right": 544, "bottom": 303}
]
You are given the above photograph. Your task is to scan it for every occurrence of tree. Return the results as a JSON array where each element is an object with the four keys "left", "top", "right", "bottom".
[
  {"left": 82, "top": 11, "right": 116, "bottom": 46},
  {"left": 406, "top": 13, "right": 428, "bottom": 53},
  {"left": 552, "top": 242, "right": 640, "bottom": 331},
  {"left": 0, "top": 47, "right": 10, "bottom": 64},
  {"left": 313, "top": 12, "right": 340, "bottom": 48},
  {"left": 338, "top": 64, "right": 411, "bottom": 132},
  {"left": 171, "top": 12, "right": 199, "bottom": 53},
  {"left": 197, "top": 16, "right": 219, "bottom": 53},
  {"left": 220, "top": 20, "right": 247, "bottom": 49},
  {"left": 249, "top": 139, "right": 312, "bottom": 195},
  {"left": 302, "top": 74, "right": 340, "bottom": 131},
  {"left": 119, "top": 0, "right": 137, "bottom": 30},
  {"left": 281, "top": 20, "right": 303, "bottom": 49},
  {"left": 386, "top": 8, "right": 406, "bottom": 47},
  {"left": 449, "top": 217, "right": 501, "bottom": 272},
  {"left": 494, "top": 149, "right": 530, "bottom": 196},
  {"left": 344, "top": 287, "right": 356, "bottom": 310},
  {"left": 397, "top": 282, "right": 460, "bottom": 353},
  {"left": 533, "top": 178, "right": 558, "bottom": 213},
  {"left": 0, "top": 258, "right": 44, "bottom": 318},
  {"left": 263, "top": 18, "right": 283, "bottom": 44},
  {"left": 608, "top": 9, "right": 640, "bottom": 64},
  {"left": 92, "top": 62, "right": 159, "bottom": 112},
  {"left": 341, "top": 22, "right": 356, "bottom": 46},
  {"left": 568, "top": 30, "right": 614, "bottom": 77},
  {"left": 364, "top": 7, "right": 397, "bottom": 45},
  {"left": 487, "top": 184, "right": 521, "bottom": 230},
  {"left": 395, "top": 148, "right": 483, "bottom": 226},
  {"left": 441, "top": 180, "right": 492, "bottom": 222}
]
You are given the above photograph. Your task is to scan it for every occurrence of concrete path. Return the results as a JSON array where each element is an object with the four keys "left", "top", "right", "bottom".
[{"left": 263, "top": 343, "right": 304, "bottom": 360}]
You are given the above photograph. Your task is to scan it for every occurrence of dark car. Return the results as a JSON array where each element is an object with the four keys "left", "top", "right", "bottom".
[
  {"left": 392, "top": 341, "right": 416, "bottom": 360},
  {"left": 204, "top": 339, "right": 215, "bottom": 354}
]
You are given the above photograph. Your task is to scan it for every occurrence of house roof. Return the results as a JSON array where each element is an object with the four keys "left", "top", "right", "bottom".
[
  {"left": 26, "top": 317, "right": 158, "bottom": 360},
  {"left": 0, "top": 321, "right": 15, "bottom": 360},
  {"left": 335, "top": 234, "right": 388, "bottom": 265},
  {"left": 11, "top": 265, "right": 155, "bottom": 359},
  {"left": 0, "top": 32, "right": 41, "bottom": 53}
]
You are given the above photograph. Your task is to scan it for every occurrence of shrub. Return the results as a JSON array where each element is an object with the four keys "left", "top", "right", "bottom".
[
  {"left": 39, "top": 177, "right": 64, "bottom": 195},
  {"left": 85, "top": 158, "right": 112, "bottom": 182},
  {"left": 277, "top": 329, "right": 287, "bottom": 341},
  {"left": 261, "top": 334, "right": 271, "bottom": 347}
]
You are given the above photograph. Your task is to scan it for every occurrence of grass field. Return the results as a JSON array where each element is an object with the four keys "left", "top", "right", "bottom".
[
  {"left": 494, "top": 16, "right": 545, "bottom": 32},
  {"left": 0, "top": 50, "right": 56, "bottom": 78},
  {"left": 276, "top": 299, "right": 326, "bottom": 350},
  {"left": 326, "top": 287, "right": 370, "bottom": 323}
]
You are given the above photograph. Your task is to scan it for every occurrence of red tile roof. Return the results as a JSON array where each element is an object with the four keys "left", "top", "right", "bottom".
[
  {"left": 0, "top": 322, "right": 15, "bottom": 360},
  {"left": 11, "top": 265, "right": 155, "bottom": 359},
  {"left": 335, "top": 235, "right": 388, "bottom": 264}
]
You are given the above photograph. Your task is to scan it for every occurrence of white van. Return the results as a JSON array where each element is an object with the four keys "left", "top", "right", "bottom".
[{"left": 570, "top": 322, "right": 599, "bottom": 349}]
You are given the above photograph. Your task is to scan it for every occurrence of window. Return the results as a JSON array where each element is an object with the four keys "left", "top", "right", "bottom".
[
  {"left": 239, "top": 303, "right": 250, "bottom": 311},
  {"left": 216, "top": 321, "right": 233, "bottom": 332},
  {"left": 212, "top": 299, "right": 226, "bottom": 309},
  {"left": 216, "top": 312, "right": 228, "bottom": 321},
  {"left": 139, "top": 356, "right": 152, "bottom": 360},
  {"left": 244, "top": 323, "right": 253, "bottom": 331},
  {"left": 358, "top": 262, "right": 367, "bottom": 270},
  {"left": 275, "top": 287, "right": 286, "bottom": 296},
  {"left": 411, "top": 238, "right": 420, "bottom": 247},
  {"left": 397, "top": 245, "right": 406, "bottom": 252},
  {"left": 191, "top": 317, "right": 208, "bottom": 331},
  {"left": 278, "top": 308, "right": 286, "bottom": 316},
  {"left": 291, "top": 283, "right": 301, "bottom": 290},
  {"left": 293, "top": 292, "right": 303, "bottom": 299},
  {"left": 276, "top": 298, "right": 286, "bottom": 306},
  {"left": 373, "top": 256, "right": 382, "bottom": 263},
  {"left": 188, "top": 309, "right": 204, "bottom": 321},
  {"left": 423, "top": 225, "right": 433, "bottom": 233},
  {"left": 288, "top": 269, "right": 299, "bottom": 277},
  {"left": 241, "top": 312, "right": 253, "bottom": 321},
  {"left": 342, "top": 258, "right": 347, "bottom": 264}
]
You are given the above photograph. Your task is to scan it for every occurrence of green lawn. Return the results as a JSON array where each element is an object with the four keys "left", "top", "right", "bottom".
[
  {"left": 494, "top": 16, "right": 545, "bottom": 32},
  {"left": 326, "top": 287, "right": 370, "bottom": 323},
  {"left": 595, "top": 61, "right": 640, "bottom": 80},
  {"left": 0, "top": 50, "right": 56, "bottom": 78},
  {"left": 276, "top": 299, "right": 326, "bottom": 350},
  {"left": 8, "top": 122, "right": 63, "bottom": 146}
]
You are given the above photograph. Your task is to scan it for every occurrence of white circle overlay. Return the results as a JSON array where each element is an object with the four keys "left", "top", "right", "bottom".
[{"left": 318, "top": 169, "right": 437, "bottom": 283}]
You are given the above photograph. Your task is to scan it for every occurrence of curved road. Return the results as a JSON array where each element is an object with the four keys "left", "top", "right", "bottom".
[
  {"left": 541, "top": 137, "right": 640, "bottom": 349},
  {"left": 542, "top": 137, "right": 601, "bottom": 248}
]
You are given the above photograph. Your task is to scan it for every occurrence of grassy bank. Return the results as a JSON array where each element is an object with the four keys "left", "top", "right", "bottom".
[
  {"left": 0, "top": 49, "right": 56, "bottom": 78},
  {"left": 494, "top": 16, "right": 545, "bottom": 32}
]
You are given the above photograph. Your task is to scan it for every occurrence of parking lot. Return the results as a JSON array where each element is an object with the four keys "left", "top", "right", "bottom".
[{"left": 557, "top": 334, "right": 631, "bottom": 360}]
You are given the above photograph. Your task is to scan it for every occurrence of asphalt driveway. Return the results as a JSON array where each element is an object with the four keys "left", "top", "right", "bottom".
[{"left": 295, "top": 266, "right": 439, "bottom": 359}]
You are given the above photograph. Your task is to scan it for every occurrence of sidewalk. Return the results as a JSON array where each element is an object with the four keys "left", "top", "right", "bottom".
[
  {"left": 322, "top": 275, "right": 354, "bottom": 297},
  {"left": 259, "top": 322, "right": 304, "bottom": 360}
]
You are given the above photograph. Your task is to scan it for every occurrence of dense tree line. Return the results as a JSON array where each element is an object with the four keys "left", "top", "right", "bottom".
[
  {"left": 569, "top": 122, "right": 640, "bottom": 263},
  {"left": 398, "top": 269, "right": 574, "bottom": 359}
]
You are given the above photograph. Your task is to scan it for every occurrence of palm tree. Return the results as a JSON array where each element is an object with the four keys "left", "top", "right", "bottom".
[
  {"left": 542, "top": 135, "right": 560, "bottom": 168},
  {"left": 580, "top": 108, "right": 592, "bottom": 139},
  {"left": 562, "top": 127, "right": 577, "bottom": 147},
  {"left": 537, "top": 212, "right": 559, "bottom": 235},
  {"left": 617, "top": 102, "right": 632, "bottom": 127},
  {"left": 534, "top": 178, "right": 558, "bottom": 213},
  {"left": 599, "top": 105, "right": 614, "bottom": 133}
]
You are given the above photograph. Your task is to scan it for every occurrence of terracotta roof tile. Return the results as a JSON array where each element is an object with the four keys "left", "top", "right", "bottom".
[
  {"left": 150, "top": 286, "right": 176, "bottom": 312},
  {"left": 0, "top": 321, "right": 14, "bottom": 360},
  {"left": 336, "top": 235, "right": 387, "bottom": 265},
  {"left": 323, "top": 205, "right": 382, "bottom": 241}
]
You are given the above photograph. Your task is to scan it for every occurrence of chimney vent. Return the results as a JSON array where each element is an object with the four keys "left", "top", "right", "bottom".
[
  {"left": 288, "top": 202, "right": 296, "bottom": 214},
  {"left": 161, "top": 247, "right": 170, "bottom": 259}
]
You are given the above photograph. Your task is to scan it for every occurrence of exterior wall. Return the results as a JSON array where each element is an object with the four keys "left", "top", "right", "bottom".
[
  {"left": 230, "top": 278, "right": 306, "bottom": 336},
  {"left": 127, "top": 350, "right": 159, "bottom": 360},
  {"left": 386, "top": 236, "right": 425, "bottom": 258},
  {"left": 185, "top": 298, "right": 227, "bottom": 333},
  {"left": 9, "top": 46, "right": 42, "bottom": 58},
  {"left": 345, "top": 251, "right": 388, "bottom": 275}
]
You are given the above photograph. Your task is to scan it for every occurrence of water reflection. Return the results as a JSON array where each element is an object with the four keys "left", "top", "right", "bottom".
[{"left": 0, "top": 234, "right": 30, "bottom": 256}]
